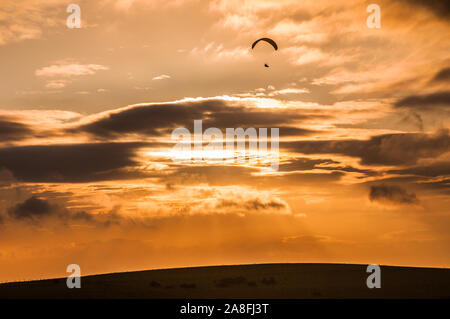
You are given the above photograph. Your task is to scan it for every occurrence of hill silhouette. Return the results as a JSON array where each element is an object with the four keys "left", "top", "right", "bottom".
[{"left": 1, "top": 263, "right": 449, "bottom": 299}]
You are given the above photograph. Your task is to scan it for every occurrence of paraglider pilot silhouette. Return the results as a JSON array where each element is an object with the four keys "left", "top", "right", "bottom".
[{"left": 251, "top": 38, "right": 278, "bottom": 68}]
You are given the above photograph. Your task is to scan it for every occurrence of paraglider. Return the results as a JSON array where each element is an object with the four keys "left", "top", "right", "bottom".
[{"left": 251, "top": 38, "right": 278, "bottom": 68}]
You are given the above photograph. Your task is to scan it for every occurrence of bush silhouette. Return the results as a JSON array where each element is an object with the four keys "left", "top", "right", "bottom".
[
  {"left": 215, "top": 276, "right": 247, "bottom": 288},
  {"left": 180, "top": 283, "right": 196, "bottom": 289},
  {"left": 149, "top": 281, "right": 161, "bottom": 288},
  {"left": 261, "top": 277, "right": 276, "bottom": 286}
]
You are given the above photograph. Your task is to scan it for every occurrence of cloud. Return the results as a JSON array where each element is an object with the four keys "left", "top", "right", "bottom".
[
  {"left": 4, "top": 195, "right": 132, "bottom": 227},
  {"left": 162, "top": 165, "right": 259, "bottom": 186},
  {"left": 45, "top": 80, "right": 69, "bottom": 89},
  {"left": 0, "top": 142, "right": 146, "bottom": 182},
  {"left": 209, "top": 0, "right": 315, "bottom": 33},
  {"left": 369, "top": 184, "right": 419, "bottom": 205},
  {"left": 163, "top": 164, "right": 344, "bottom": 188},
  {"left": 0, "top": 0, "right": 63, "bottom": 46},
  {"left": 283, "top": 129, "right": 450, "bottom": 166},
  {"left": 397, "top": 0, "right": 450, "bottom": 19},
  {"left": 0, "top": 117, "right": 33, "bottom": 142},
  {"left": 394, "top": 91, "right": 450, "bottom": 110},
  {"left": 34, "top": 61, "right": 109, "bottom": 90},
  {"left": 287, "top": 47, "right": 331, "bottom": 66},
  {"left": 35, "top": 63, "right": 109, "bottom": 77},
  {"left": 74, "top": 100, "right": 217, "bottom": 138},
  {"left": 73, "top": 98, "right": 317, "bottom": 138},
  {"left": 269, "top": 88, "right": 309, "bottom": 96},
  {"left": 0, "top": 110, "right": 81, "bottom": 142},
  {"left": 388, "top": 161, "right": 450, "bottom": 177},
  {"left": 278, "top": 158, "right": 337, "bottom": 171},
  {"left": 276, "top": 157, "right": 378, "bottom": 178},
  {"left": 363, "top": 174, "right": 450, "bottom": 194},
  {"left": 152, "top": 74, "right": 171, "bottom": 80},
  {"left": 107, "top": 0, "right": 195, "bottom": 10},
  {"left": 190, "top": 42, "right": 251, "bottom": 62},
  {"left": 215, "top": 197, "right": 288, "bottom": 212},
  {"left": 431, "top": 67, "right": 450, "bottom": 83},
  {"left": 181, "top": 186, "right": 291, "bottom": 215},
  {"left": 8, "top": 196, "right": 54, "bottom": 220}
]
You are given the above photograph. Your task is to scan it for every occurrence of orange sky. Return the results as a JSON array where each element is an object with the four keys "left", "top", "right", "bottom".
[{"left": 0, "top": 0, "right": 449, "bottom": 282}]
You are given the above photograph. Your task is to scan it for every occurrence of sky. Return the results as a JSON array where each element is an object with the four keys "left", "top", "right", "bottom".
[{"left": 0, "top": 0, "right": 449, "bottom": 282}]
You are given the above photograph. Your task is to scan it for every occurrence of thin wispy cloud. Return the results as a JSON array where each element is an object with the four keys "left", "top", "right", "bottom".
[
  {"left": 35, "top": 62, "right": 109, "bottom": 77},
  {"left": 152, "top": 74, "right": 171, "bottom": 80}
]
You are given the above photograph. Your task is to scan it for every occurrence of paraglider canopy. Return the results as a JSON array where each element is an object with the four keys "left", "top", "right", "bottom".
[
  {"left": 251, "top": 38, "right": 278, "bottom": 51},
  {"left": 252, "top": 38, "right": 278, "bottom": 68}
]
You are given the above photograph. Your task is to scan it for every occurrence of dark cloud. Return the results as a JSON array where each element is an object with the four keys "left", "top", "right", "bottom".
[
  {"left": 4, "top": 196, "right": 133, "bottom": 227},
  {"left": 278, "top": 158, "right": 378, "bottom": 177},
  {"left": 400, "top": 111, "right": 424, "bottom": 131},
  {"left": 273, "top": 171, "right": 344, "bottom": 185},
  {"left": 369, "top": 184, "right": 419, "bottom": 205},
  {"left": 394, "top": 91, "right": 450, "bottom": 110},
  {"left": 278, "top": 158, "right": 337, "bottom": 171},
  {"left": 0, "top": 142, "right": 147, "bottom": 182},
  {"left": 0, "top": 168, "right": 15, "bottom": 187},
  {"left": 217, "top": 198, "right": 286, "bottom": 211},
  {"left": 388, "top": 161, "right": 450, "bottom": 177},
  {"left": 8, "top": 196, "right": 54, "bottom": 220},
  {"left": 398, "top": 0, "right": 450, "bottom": 19},
  {"left": 431, "top": 67, "right": 450, "bottom": 83},
  {"left": 75, "top": 101, "right": 215, "bottom": 138},
  {"left": 321, "top": 165, "right": 379, "bottom": 177},
  {"left": 0, "top": 117, "right": 33, "bottom": 142},
  {"left": 283, "top": 129, "right": 450, "bottom": 166},
  {"left": 74, "top": 99, "right": 320, "bottom": 139},
  {"left": 277, "top": 127, "right": 318, "bottom": 137},
  {"left": 421, "top": 178, "right": 450, "bottom": 193},
  {"left": 361, "top": 174, "right": 450, "bottom": 195}
]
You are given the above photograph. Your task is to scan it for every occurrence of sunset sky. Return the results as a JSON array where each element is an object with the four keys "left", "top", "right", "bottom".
[{"left": 0, "top": 0, "right": 449, "bottom": 282}]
